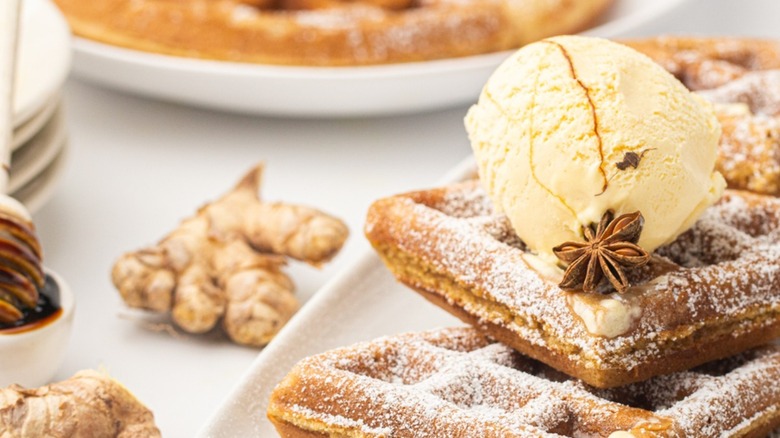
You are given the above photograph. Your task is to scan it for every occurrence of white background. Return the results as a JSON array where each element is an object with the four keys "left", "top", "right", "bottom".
[{"left": 31, "top": 0, "right": 778, "bottom": 436}]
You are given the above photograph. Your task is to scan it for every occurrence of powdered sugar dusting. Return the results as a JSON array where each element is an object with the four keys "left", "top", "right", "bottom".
[
  {"left": 634, "top": 37, "right": 780, "bottom": 91},
  {"left": 232, "top": 1, "right": 505, "bottom": 64},
  {"left": 294, "top": 7, "right": 384, "bottom": 30},
  {"left": 230, "top": 4, "right": 257, "bottom": 23},
  {"left": 698, "top": 70, "right": 780, "bottom": 117},
  {"left": 711, "top": 103, "right": 780, "bottom": 195},
  {"left": 693, "top": 70, "right": 780, "bottom": 196},
  {"left": 271, "top": 328, "right": 780, "bottom": 436},
  {"left": 656, "top": 348, "right": 780, "bottom": 436}
]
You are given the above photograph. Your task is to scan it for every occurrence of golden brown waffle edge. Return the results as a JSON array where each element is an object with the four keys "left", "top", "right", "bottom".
[{"left": 267, "top": 327, "right": 780, "bottom": 437}]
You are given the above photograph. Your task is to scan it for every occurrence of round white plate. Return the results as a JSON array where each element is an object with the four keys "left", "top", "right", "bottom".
[
  {"left": 12, "top": 93, "right": 59, "bottom": 150},
  {"left": 11, "top": 141, "right": 67, "bottom": 214},
  {"left": 14, "top": 0, "right": 71, "bottom": 127},
  {"left": 9, "top": 104, "right": 66, "bottom": 192},
  {"left": 71, "top": 0, "right": 690, "bottom": 117}
]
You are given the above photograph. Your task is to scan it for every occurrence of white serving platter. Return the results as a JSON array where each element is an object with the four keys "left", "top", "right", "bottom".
[{"left": 70, "top": 0, "right": 690, "bottom": 118}]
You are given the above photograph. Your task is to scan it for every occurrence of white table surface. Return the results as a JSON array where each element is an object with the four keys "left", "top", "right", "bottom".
[
  {"left": 39, "top": 80, "right": 474, "bottom": 436},
  {"left": 30, "top": 0, "right": 778, "bottom": 436}
]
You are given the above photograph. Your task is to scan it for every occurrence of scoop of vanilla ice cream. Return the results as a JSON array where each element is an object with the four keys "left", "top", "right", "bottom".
[{"left": 465, "top": 35, "right": 725, "bottom": 264}]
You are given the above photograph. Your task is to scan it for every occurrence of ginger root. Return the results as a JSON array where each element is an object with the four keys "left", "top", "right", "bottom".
[
  {"left": 111, "top": 164, "right": 348, "bottom": 346},
  {"left": 0, "top": 370, "right": 161, "bottom": 438}
]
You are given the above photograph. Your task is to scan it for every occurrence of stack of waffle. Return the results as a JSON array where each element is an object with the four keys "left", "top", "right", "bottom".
[{"left": 267, "top": 37, "right": 780, "bottom": 437}]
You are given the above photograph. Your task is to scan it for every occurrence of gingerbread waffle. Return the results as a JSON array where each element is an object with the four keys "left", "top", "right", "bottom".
[
  {"left": 624, "top": 37, "right": 780, "bottom": 91},
  {"left": 52, "top": 0, "right": 613, "bottom": 66},
  {"left": 624, "top": 37, "right": 780, "bottom": 196},
  {"left": 365, "top": 181, "right": 780, "bottom": 388},
  {"left": 268, "top": 327, "right": 780, "bottom": 437}
]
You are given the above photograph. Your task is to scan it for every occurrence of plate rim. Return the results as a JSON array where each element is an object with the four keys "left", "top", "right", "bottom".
[
  {"left": 14, "top": 0, "right": 71, "bottom": 126},
  {"left": 72, "top": 0, "right": 689, "bottom": 79},
  {"left": 12, "top": 93, "right": 60, "bottom": 151},
  {"left": 11, "top": 139, "right": 68, "bottom": 214},
  {"left": 69, "top": 0, "right": 693, "bottom": 116},
  {"left": 73, "top": 37, "right": 511, "bottom": 80},
  {"left": 9, "top": 103, "right": 66, "bottom": 193}
]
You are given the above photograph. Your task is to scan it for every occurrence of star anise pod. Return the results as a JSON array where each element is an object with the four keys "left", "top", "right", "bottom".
[{"left": 552, "top": 210, "right": 650, "bottom": 294}]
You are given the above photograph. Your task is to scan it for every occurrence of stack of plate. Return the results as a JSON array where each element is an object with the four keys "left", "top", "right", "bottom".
[{"left": 10, "top": 0, "right": 70, "bottom": 213}]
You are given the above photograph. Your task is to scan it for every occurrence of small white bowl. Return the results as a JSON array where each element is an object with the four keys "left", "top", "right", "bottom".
[{"left": 0, "top": 269, "right": 74, "bottom": 388}]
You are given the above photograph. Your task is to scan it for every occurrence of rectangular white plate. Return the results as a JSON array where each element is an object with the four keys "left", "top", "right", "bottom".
[
  {"left": 199, "top": 151, "right": 780, "bottom": 437},
  {"left": 198, "top": 157, "right": 476, "bottom": 437}
]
